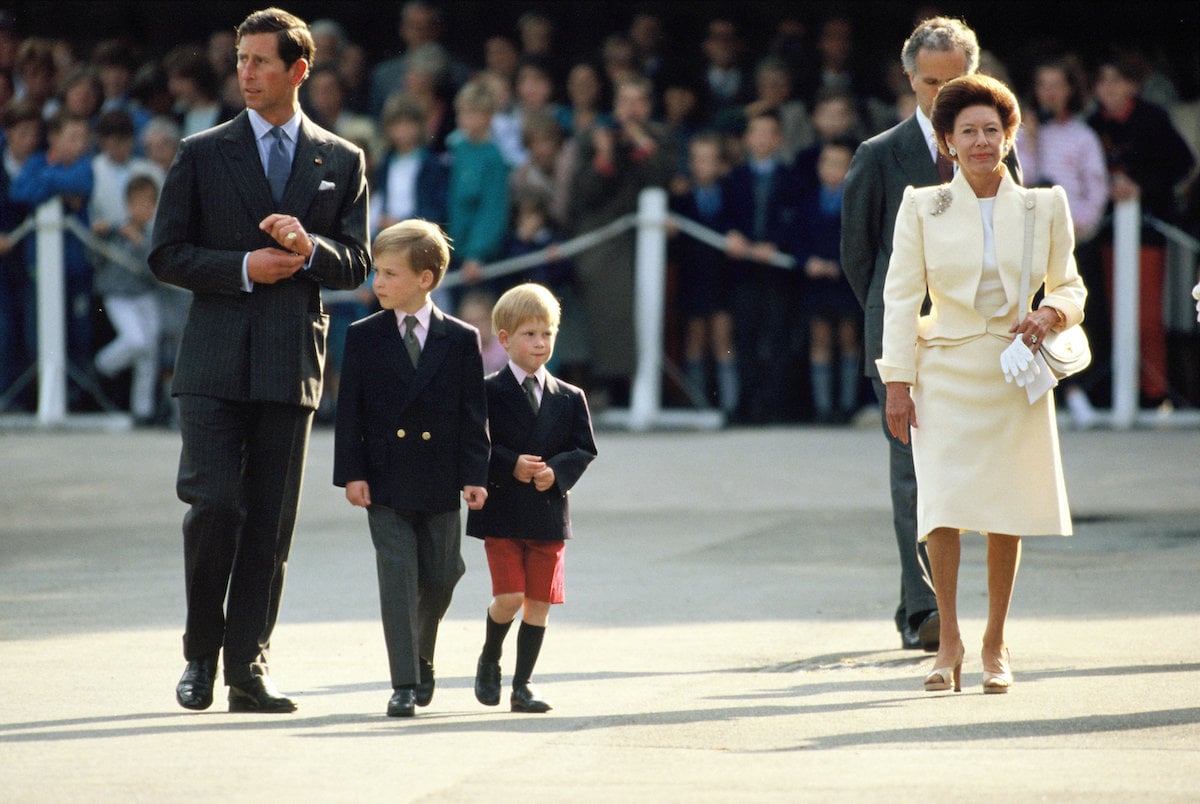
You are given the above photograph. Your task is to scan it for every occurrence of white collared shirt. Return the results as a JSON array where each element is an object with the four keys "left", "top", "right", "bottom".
[
  {"left": 915, "top": 106, "right": 940, "bottom": 164},
  {"left": 394, "top": 299, "right": 434, "bottom": 349},
  {"left": 507, "top": 361, "right": 546, "bottom": 407}
]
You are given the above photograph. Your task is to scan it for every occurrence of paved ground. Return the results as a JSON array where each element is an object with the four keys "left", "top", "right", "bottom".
[{"left": 1, "top": 421, "right": 1198, "bottom": 802}]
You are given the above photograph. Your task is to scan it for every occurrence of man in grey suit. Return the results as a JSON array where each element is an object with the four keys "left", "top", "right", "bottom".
[
  {"left": 842, "top": 17, "right": 1021, "bottom": 652},
  {"left": 150, "top": 8, "right": 370, "bottom": 712}
]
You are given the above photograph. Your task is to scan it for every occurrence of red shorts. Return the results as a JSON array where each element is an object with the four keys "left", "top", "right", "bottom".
[{"left": 483, "top": 537, "right": 565, "bottom": 604}]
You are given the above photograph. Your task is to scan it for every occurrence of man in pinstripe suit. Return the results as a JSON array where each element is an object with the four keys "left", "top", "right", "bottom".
[{"left": 150, "top": 8, "right": 369, "bottom": 713}]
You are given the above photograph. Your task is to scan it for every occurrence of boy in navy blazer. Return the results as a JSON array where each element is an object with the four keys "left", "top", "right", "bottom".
[
  {"left": 334, "top": 219, "right": 490, "bottom": 718},
  {"left": 467, "top": 283, "right": 597, "bottom": 713}
]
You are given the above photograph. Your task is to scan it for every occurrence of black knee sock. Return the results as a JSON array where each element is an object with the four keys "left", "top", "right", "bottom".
[
  {"left": 480, "top": 611, "right": 513, "bottom": 663},
  {"left": 512, "top": 621, "right": 546, "bottom": 688}
]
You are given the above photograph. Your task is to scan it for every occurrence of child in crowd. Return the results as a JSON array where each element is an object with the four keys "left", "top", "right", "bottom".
[
  {"left": 446, "top": 78, "right": 510, "bottom": 304},
  {"left": 467, "top": 282, "right": 597, "bottom": 713},
  {"left": 457, "top": 289, "right": 509, "bottom": 375},
  {"left": 508, "top": 111, "right": 570, "bottom": 230},
  {"left": 723, "top": 110, "right": 797, "bottom": 423},
  {"left": 669, "top": 131, "right": 738, "bottom": 413},
  {"left": 89, "top": 109, "right": 163, "bottom": 236},
  {"left": 11, "top": 111, "right": 95, "bottom": 390},
  {"left": 477, "top": 69, "right": 523, "bottom": 168},
  {"left": 371, "top": 93, "right": 449, "bottom": 236},
  {"left": 334, "top": 219, "right": 490, "bottom": 719},
  {"left": 92, "top": 174, "right": 161, "bottom": 423},
  {"left": 0, "top": 101, "right": 41, "bottom": 407},
  {"left": 790, "top": 88, "right": 861, "bottom": 194},
  {"left": 511, "top": 57, "right": 564, "bottom": 167},
  {"left": 793, "top": 137, "right": 860, "bottom": 423}
]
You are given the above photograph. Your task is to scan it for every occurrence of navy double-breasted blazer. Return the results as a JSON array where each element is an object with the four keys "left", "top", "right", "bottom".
[
  {"left": 333, "top": 306, "right": 490, "bottom": 514},
  {"left": 467, "top": 366, "right": 597, "bottom": 541}
]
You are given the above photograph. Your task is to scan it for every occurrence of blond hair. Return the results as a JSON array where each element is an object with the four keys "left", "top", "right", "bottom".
[
  {"left": 492, "top": 282, "right": 561, "bottom": 334},
  {"left": 372, "top": 219, "right": 452, "bottom": 286}
]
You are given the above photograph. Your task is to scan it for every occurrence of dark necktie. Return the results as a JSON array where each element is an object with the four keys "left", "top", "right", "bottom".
[
  {"left": 267, "top": 126, "right": 290, "bottom": 204},
  {"left": 403, "top": 315, "right": 421, "bottom": 367},
  {"left": 522, "top": 375, "right": 540, "bottom": 413},
  {"left": 936, "top": 150, "right": 955, "bottom": 184}
]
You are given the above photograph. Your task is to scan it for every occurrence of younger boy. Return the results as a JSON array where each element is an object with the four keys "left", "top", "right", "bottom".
[
  {"left": 467, "top": 283, "right": 597, "bottom": 713},
  {"left": 92, "top": 174, "right": 162, "bottom": 423},
  {"left": 334, "top": 219, "right": 490, "bottom": 718}
]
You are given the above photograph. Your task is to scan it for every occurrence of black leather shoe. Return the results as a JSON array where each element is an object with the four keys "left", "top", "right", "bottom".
[
  {"left": 474, "top": 656, "right": 501, "bottom": 706},
  {"left": 228, "top": 676, "right": 297, "bottom": 713},
  {"left": 916, "top": 611, "right": 941, "bottom": 653},
  {"left": 387, "top": 688, "right": 416, "bottom": 717},
  {"left": 176, "top": 657, "right": 217, "bottom": 710},
  {"left": 415, "top": 660, "right": 434, "bottom": 707},
  {"left": 900, "top": 623, "right": 922, "bottom": 650},
  {"left": 510, "top": 683, "right": 552, "bottom": 713}
]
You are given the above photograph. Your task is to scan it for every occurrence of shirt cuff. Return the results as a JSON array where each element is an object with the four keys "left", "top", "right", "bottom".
[
  {"left": 302, "top": 236, "right": 317, "bottom": 270},
  {"left": 241, "top": 253, "right": 253, "bottom": 292}
]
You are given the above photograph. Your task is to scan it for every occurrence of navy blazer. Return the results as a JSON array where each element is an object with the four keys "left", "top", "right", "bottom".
[
  {"left": 466, "top": 366, "right": 596, "bottom": 541},
  {"left": 333, "top": 306, "right": 490, "bottom": 513},
  {"left": 721, "top": 160, "right": 798, "bottom": 247},
  {"left": 149, "top": 111, "right": 370, "bottom": 410}
]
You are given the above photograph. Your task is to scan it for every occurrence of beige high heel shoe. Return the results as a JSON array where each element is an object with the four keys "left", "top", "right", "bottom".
[
  {"left": 924, "top": 645, "right": 964, "bottom": 692},
  {"left": 982, "top": 648, "right": 1012, "bottom": 694}
]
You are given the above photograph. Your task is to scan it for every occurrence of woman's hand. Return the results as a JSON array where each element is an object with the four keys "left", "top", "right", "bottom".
[
  {"left": 885, "top": 382, "right": 918, "bottom": 445},
  {"left": 1008, "top": 307, "right": 1061, "bottom": 353}
]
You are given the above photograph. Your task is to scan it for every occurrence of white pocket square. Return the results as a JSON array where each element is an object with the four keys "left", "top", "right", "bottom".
[{"left": 318, "top": 180, "right": 336, "bottom": 191}]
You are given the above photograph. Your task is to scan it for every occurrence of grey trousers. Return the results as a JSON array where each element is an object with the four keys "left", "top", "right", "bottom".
[
  {"left": 367, "top": 505, "right": 465, "bottom": 687},
  {"left": 872, "top": 378, "right": 938, "bottom": 631}
]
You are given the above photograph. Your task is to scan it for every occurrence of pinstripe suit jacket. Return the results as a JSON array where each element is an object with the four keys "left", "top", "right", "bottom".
[{"left": 149, "top": 111, "right": 370, "bottom": 410}]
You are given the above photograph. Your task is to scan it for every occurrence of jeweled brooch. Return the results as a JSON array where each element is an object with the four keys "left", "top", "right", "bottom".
[{"left": 931, "top": 187, "right": 952, "bottom": 216}]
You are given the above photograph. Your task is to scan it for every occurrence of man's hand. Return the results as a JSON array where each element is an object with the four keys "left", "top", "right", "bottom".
[
  {"left": 247, "top": 247, "right": 306, "bottom": 284},
  {"left": 259, "top": 213, "right": 313, "bottom": 257}
]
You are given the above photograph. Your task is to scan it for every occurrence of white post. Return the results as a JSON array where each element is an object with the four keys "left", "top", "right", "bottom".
[
  {"left": 629, "top": 187, "right": 668, "bottom": 431},
  {"left": 1111, "top": 197, "right": 1140, "bottom": 429},
  {"left": 35, "top": 197, "right": 67, "bottom": 427}
]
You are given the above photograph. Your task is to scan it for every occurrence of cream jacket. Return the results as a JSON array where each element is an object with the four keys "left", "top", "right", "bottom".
[{"left": 876, "top": 170, "right": 1087, "bottom": 385}]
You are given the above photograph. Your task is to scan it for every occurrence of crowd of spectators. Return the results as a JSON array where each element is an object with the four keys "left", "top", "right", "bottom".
[{"left": 0, "top": 2, "right": 1196, "bottom": 425}]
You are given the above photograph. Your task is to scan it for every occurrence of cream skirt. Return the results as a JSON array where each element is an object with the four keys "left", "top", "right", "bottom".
[{"left": 910, "top": 334, "right": 1072, "bottom": 541}]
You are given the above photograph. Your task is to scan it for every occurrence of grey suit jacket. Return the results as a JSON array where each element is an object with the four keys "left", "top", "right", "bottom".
[
  {"left": 150, "top": 111, "right": 370, "bottom": 409},
  {"left": 842, "top": 115, "right": 1021, "bottom": 378}
]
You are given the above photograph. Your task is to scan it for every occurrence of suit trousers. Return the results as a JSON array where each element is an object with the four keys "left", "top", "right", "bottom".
[
  {"left": 176, "top": 394, "right": 313, "bottom": 684},
  {"left": 871, "top": 378, "right": 937, "bottom": 631},
  {"left": 367, "top": 505, "right": 466, "bottom": 688}
]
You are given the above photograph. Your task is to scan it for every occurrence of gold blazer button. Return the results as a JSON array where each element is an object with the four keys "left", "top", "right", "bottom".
[
  {"left": 421, "top": 431, "right": 432, "bottom": 440},
  {"left": 396, "top": 429, "right": 406, "bottom": 439}
]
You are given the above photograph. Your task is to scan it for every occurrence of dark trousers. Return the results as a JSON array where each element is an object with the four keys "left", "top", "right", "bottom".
[
  {"left": 871, "top": 378, "right": 937, "bottom": 631},
  {"left": 367, "top": 505, "right": 465, "bottom": 688},
  {"left": 175, "top": 394, "right": 313, "bottom": 684}
]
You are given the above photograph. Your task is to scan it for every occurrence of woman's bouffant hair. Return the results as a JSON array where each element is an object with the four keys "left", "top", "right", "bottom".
[
  {"left": 373, "top": 219, "right": 452, "bottom": 287},
  {"left": 931, "top": 73, "right": 1020, "bottom": 158},
  {"left": 492, "top": 282, "right": 561, "bottom": 335}
]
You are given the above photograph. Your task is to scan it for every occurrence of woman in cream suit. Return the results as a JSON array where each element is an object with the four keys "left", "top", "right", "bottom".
[{"left": 878, "top": 74, "right": 1086, "bottom": 695}]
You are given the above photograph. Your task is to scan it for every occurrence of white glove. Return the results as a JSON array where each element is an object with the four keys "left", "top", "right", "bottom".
[
  {"left": 1192, "top": 281, "right": 1200, "bottom": 323},
  {"left": 1000, "top": 335, "right": 1040, "bottom": 387}
]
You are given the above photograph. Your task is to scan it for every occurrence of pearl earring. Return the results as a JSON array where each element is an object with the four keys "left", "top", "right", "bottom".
[{"left": 948, "top": 146, "right": 957, "bottom": 157}]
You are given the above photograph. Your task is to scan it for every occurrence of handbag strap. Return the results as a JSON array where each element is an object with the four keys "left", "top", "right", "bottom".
[{"left": 1017, "top": 191, "right": 1037, "bottom": 324}]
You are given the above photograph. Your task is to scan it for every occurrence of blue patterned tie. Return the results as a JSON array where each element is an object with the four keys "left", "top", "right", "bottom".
[{"left": 266, "top": 127, "right": 290, "bottom": 204}]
